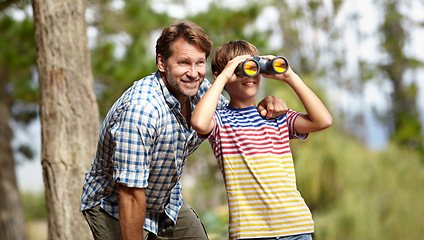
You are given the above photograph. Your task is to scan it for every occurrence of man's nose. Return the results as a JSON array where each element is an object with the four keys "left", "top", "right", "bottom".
[{"left": 187, "top": 64, "right": 199, "bottom": 79}]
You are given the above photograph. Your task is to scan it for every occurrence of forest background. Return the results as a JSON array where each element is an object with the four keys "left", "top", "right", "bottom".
[{"left": 1, "top": 0, "right": 424, "bottom": 239}]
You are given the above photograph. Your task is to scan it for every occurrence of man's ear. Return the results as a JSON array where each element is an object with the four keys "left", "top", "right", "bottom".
[{"left": 157, "top": 54, "right": 165, "bottom": 72}]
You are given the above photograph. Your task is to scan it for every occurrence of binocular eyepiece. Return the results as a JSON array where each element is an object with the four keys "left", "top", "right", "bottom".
[{"left": 235, "top": 56, "right": 289, "bottom": 77}]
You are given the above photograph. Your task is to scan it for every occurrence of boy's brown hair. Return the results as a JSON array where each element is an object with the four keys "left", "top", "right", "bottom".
[{"left": 211, "top": 40, "right": 260, "bottom": 76}]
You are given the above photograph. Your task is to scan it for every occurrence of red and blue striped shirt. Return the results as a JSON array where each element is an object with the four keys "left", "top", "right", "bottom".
[{"left": 205, "top": 106, "right": 314, "bottom": 239}]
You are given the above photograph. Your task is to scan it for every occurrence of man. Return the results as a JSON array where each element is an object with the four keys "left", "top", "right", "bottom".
[{"left": 80, "top": 20, "right": 287, "bottom": 240}]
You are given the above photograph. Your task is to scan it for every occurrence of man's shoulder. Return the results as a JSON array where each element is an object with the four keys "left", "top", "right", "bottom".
[
  {"left": 132, "top": 73, "right": 162, "bottom": 96},
  {"left": 123, "top": 73, "right": 166, "bottom": 105},
  {"left": 105, "top": 73, "right": 166, "bottom": 119}
]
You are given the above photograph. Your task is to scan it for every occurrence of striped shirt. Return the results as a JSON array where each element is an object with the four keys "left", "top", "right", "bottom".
[
  {"left": 205, "top": 106, "right": 314, "bottom": 239},
  {"left": 80, "top": 71, "right": 227, "bottom": 234}
]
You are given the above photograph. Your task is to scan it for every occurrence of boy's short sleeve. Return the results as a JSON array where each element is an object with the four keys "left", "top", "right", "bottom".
[
  {"left": 197, "top": 110, "right": 221, "bottom": 142},
  {"left": 286, "top": 109, "right": 309, "bottom": 140}
]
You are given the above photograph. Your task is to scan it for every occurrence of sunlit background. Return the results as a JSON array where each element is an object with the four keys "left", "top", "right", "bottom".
[{"left": 2, "top": 0, "right": 424, "bottom": 239}]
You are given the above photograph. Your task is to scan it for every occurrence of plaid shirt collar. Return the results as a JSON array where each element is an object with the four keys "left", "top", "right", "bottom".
[{"left": 156, "top": 71, "right": 179, "bottom": 111}]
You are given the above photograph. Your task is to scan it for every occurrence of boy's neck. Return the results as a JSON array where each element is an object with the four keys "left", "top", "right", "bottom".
[{"left": 228, "top": 99, "right": 256, "bottom": 109}]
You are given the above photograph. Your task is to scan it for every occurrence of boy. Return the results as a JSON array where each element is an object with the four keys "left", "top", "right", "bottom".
[{"left": 191, "top": 40, "right": 332, "bottom": 240}]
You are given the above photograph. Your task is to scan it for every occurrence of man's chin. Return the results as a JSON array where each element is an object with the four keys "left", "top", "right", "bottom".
[
  {"left": 182, "top": 81, "right": 202, "bottom": 96},
  {"left": 184, "top": 88, "right": 200, "bottom": 98}
]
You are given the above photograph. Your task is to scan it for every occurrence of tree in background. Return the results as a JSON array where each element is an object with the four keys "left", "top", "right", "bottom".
[
  {"left": 32, "top": 0, "right": 99, "bottom": 239},
  {"left": 377, "top": 0, "right": 424, "bottom": 155},
  {"left": 0, "top": 1, "right": 37, "bottom": 239}
]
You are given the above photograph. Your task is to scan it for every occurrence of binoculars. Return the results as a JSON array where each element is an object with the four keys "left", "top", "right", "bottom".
[{"left": 235, "top": 56, "right": 289, "bottom": 77}]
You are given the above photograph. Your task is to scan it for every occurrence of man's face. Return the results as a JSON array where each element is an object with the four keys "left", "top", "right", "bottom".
[{"left": 157, "top": 38, "right": 207, "bottom": 103}]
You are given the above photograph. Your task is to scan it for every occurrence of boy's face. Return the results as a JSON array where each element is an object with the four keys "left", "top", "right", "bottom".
[{"left": 225, "top": 74, "right": 261, "bottom": 103}]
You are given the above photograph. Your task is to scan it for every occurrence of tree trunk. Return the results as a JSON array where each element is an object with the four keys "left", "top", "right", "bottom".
[
  {"left": 32, "top": 0, "right": 99, "bottom": 239},
  {"left": 0, "top": 80, "right": 26, "bottom": 240}
]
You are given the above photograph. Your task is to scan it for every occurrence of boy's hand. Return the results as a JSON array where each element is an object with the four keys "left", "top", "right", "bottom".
[
  {"left": 259, "top": 55, "right": 295, "bottom": 82},
  {"left": 215, "top": 55, "right": 252, "bottom": 83},
  {"left": 257, "top": 96, "right": 288, "bottom": 119}
]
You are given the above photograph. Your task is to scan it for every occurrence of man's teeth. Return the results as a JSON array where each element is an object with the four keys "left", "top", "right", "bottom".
[{"left": 183, "top": 79, "right": 198, "bottom": 83}]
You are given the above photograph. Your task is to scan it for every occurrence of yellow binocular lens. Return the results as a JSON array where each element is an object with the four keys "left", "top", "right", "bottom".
[
  {"left": 273, "top": 57, "right": 288, "bottom": 73},
  {"left": 235, "top": 59, "right": 260, "bottom": 77},
  {"left": 243, "top": 60, "right": 259, "bottom": 76}
]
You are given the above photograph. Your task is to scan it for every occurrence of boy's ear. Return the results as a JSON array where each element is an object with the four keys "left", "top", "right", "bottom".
[
  {"left": 157, "top": 54, "right": 165, "bottom": 72},
  {"left": 213, "top": 71, "right": 219, "bottom": 79}
]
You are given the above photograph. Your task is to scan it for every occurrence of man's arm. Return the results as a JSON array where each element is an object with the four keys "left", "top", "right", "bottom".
[
  {"left": 118, "top": 184, "right": 146, "bottom": 240},
  {"left": 257, "top": 96, "right": 289, "bottom": 119}
]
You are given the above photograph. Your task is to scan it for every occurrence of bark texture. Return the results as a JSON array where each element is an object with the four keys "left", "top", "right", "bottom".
[
  {"left": 0, "top": 87, "right": 26, "bottom": 240},
  {"left": 32, "top": 0, "right": 99, "bottom": 239}
]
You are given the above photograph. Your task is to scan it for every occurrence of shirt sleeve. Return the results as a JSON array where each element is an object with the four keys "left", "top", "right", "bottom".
[
  {"left": 196, "top": 108, "right": 222, "bottom": 140},
  {"left": 286, "top": 109, "right": 309, "bottom": 140},
  {"left": 110, "top": 103, "right": 155, "bottom": 188}
]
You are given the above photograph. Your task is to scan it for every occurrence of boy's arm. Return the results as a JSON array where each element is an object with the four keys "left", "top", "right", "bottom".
[
  {"left": 191, "top": 74, "right": 227, "bottom": 135},
  {"left": 286, "top": 72, "right": 332, "bottom": 133},
  {"left": 261, "top": 56, "right": 332, "bottom": 133},
  {"left": 192, "top": 55, "right": 252, "bottom": 135}
]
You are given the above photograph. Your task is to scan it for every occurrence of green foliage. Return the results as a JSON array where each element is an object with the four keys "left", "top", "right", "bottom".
[
  {"left": 0, "top": 12, "right": 37, "bottom": 106},
  {"left": 0, "top": 2, "right": 38, "bottom": 163},
  {"left": 189, "top": 2, "right": 265, "bottom": 45},
  {"left": 88, "top": 0, "right": 172, "bottom": 116},
  {"left": 199, "top": 208, "right": 229, "bottom": 240},
  {"left": 304, "top": 139, "right": 424, "bottom": 240},
  {"left": 21, "top": 191, "right": 47, "bottom": 222}
]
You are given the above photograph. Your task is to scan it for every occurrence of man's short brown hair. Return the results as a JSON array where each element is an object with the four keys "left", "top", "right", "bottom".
[
  {"left": 156, "top": 20, "right": 212, "bottom": 63},
  {"left": 211, "top": 40, "right": 260, "bottom": 76}
]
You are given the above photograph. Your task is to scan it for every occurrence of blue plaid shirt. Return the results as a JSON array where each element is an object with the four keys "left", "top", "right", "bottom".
[{"left": 80, "top": 71, "right": 227, "bottom": 234}]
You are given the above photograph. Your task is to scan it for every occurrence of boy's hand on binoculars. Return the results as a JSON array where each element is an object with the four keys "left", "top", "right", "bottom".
[
  {"left": 259, "top": 55, "right": 275, "bottom": 61},
  {"left": 221, "top": 55, "right": 252, "bottom": 83},
  {"left": 262, "top": 67, "right": 294, "bottom": 82}
]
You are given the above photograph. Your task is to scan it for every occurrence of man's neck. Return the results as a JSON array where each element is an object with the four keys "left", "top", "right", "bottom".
[{"left": 181, "top": 98, "right": 191, "bottom": 128}]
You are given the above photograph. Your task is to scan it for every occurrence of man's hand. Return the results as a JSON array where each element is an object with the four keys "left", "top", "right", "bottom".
[{"left": 257, "top": 96, "right": 288, "bottom": 119}]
